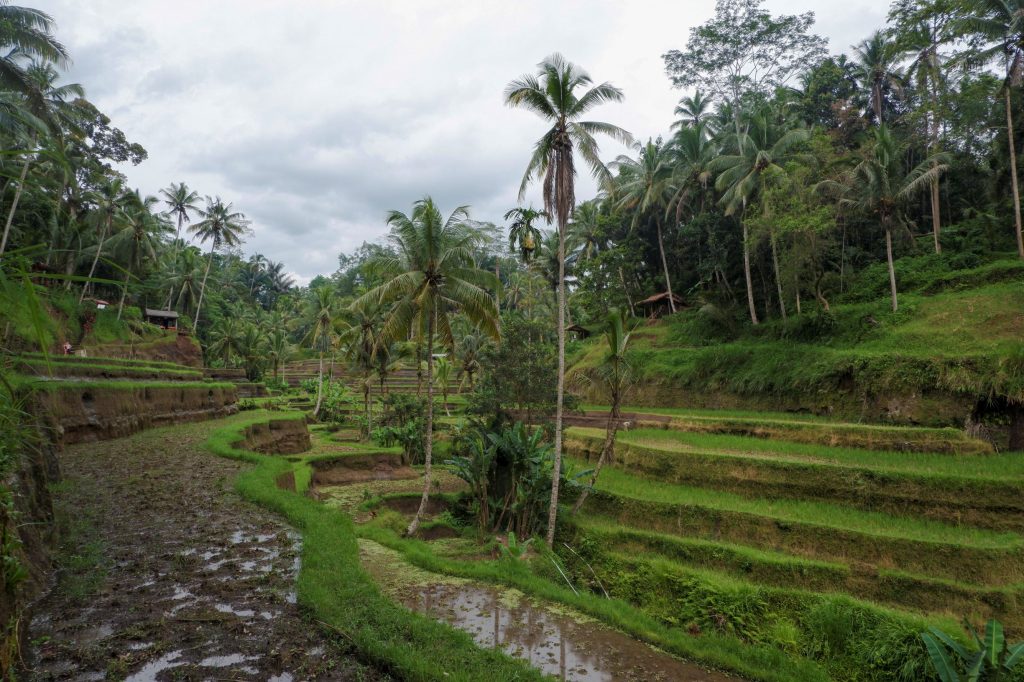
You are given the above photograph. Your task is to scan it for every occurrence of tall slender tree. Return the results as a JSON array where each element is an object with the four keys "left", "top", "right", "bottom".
[
  {"left": 850, "top": 30, "right": 907, "bottom": 125},
  {"left": 358, "top": 197, "right": 499, "bottom": 537},
  {"left": 505, "top": 53, "right": 631, "bottom": 547},
  {"left": 160, "top": 181, "right": 200, "bottom": 308},
  {"left": 189, "top": 197, "right": 250, "bottom": 329}
]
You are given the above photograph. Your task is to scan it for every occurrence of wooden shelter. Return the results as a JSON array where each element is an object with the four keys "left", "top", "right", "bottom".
[
  {"left": 145, "top": 308, "right": 179, "bottom": 330},
  {"left": 567, "top": 323, "right": 592, "bottom": 339},
  {"left": 636, "top": 292, "right": 686, "bottom": 318}
]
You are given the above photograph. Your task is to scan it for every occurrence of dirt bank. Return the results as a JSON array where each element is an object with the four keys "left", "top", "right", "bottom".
[
  {"left": 239, "top": 417, "right": 311, "bottom": 455},
  {"left": 22, "top": 420, "right": 386, "bottom": 681},
  {"left": 36, "top": 384, "right": 238, "bottom": 444}
]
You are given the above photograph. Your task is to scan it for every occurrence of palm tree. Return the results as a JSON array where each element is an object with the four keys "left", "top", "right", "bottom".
[
  {"left": 357, "top": 197, "right": 499, "bottom": 536},
  {"left": 304, "top": 286, "right": 336, "bottom": 417},
  {"left": 846, "top": 125, "right": 947, "bottom": 311},
  {"left": 267, "top": 329, "right": 290, "bottom": 381},
  {"left": 612, "top": 139, "right": 678, "bottom": 313},
  {"left": 850, "top": 30, "right": 906, "bottom": 125},
  {"left": 0, "top": 4, "right": 68, "bottom": 96},
  {"left": 712, "top": 108, "right": 811, "bottom": 323},
  {"left": 568, "top": 199, "right": 607, "bottom": 262},
  {"left": 160, "top": 181, "right": 201, "bottom": 308},
  {"left": 505, "top": 54, "right": 631, "bottom": 548},
  {"left": 458, "top": 331, "right": 485, "bottom": 391},
  {"left": 962, "top": 0, "right": 1024, "bottom": 258},
  {"left": 0, "top": 62, "right": 83, "bottom": 256},
  {"left": 106, "top": 192, "right": 169, "bottom": 318},
  {"left": 79, "top": 176, "right": 127, "bottom": 302},
  {"left": 505, "top": 206, "right": 548, "bottom": 262},
  {"left": 165, "top": 246, "right": 204, "bottom": 317},
  {"left": 208, "top": 317, "right": 242, "bottom": 367},
  {"left": 671, "top": 90, "right": 712, "bottom": 130},
  {"left": 189, "top": 196, "right": 250, "bottom": 329},
  {"left": 570, "top": 307, "right": 634, "bottom": 514},
  {"left": 434, "top": 356, "right": 454, "bottom": 417},
  {"left": 339, "top": 296, "right": 383, "bottom": 434}
]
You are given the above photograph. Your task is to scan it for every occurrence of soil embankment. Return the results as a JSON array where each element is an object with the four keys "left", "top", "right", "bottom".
[
  {"left": 35, "top": 384, "right": 238, "bottom": 444},
  {"left": 23, "top": 420, "right": 384, "bottom": 681},
  {"left": 239, "top": 417, "right": 311, "bottom": 454}
]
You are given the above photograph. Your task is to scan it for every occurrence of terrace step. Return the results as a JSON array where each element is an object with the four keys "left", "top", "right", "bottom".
[
  {"left": 571, "top": 458, "right": 1024, "bottom": 585},
  {"left": 565, "top": 428, "right": 1024, "bottom": 530}
]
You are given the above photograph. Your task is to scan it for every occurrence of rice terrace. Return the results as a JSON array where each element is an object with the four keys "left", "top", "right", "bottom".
[{"left": 2, "top": 0, "right": 1024, "bottom": 680}]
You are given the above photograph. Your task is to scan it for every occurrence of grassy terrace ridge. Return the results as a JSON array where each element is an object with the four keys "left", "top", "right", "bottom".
[
  {"left": 12, "top": 358, "right": 203, "bottom": 380},
  {"left": 573, "top": 458, "right": 1020, "bottom": 548},
  {"left": 13, "top": 377, "right": 236, "bottom": 392},
  {"left": 577, "top": 518, "right": 1024, "bottom": 629},
  {"left": 206, "top": 410, "right": 831, "bottom": 682},
  {"left": 14, "top": 352, "right": 194, "bottom": 371},
  {"left": 582, "top": 427, "right": 1024, "bottom": 480}
]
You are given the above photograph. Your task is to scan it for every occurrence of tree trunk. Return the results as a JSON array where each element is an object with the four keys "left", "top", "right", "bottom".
[
  {"left": 545, "top": 219, "right": 567, "bottom": 549},
  {"left": 117, "top": 269, "right": 131, "bottom": 320},
  {"left": 769, "top": 230, "right": 786, "bottom": 320},
  {"left": 929, "top": 85, "right": 942, "bottom": 254},
  {"left": 314, "top": 351, "right": 325, "bottom": 416},
  {"left": 165, "top": 215, "right": 184, "bottom": 309},
  {"left": 572, "top": 397, "right": 620, "bottom": 514},
  {"left": 0, "top": 154, "right": 32, "bottom": 258},
  {"left": 655, "top": 216, "right": 676, "bottom": 313},
  {"left": 194, "top": 247, "right": 215, "bottom": 329},
  {"left": 406, "top": 304, "right": 435, "bottom": 537},
  {"left": 618, "top": 267, "right": 635, "bottom": 317},
  {"left": 1006, "top": 88, "right": 1024, "bottom": 259},
  {"left": 741, "top": 218, "right": 759, "bottom": 325},
  {"left": 80, "top": 216, "right": 112, "bottom": 303},
  {"left": 885, "top": 225, "right": 898, "bottom": 312}
]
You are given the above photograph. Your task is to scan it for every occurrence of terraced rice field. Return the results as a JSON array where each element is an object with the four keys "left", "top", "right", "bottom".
[{"left": 564, "top": 413, "right": 1024, "bottom": 638}]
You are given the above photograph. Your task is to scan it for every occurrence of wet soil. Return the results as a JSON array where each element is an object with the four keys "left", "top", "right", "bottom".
[
  {"left": 359, "top": 540, "right": 738, "bottom": 682},
  {"left": 24, "top": 419, "right": 386, "bottom": 682}
]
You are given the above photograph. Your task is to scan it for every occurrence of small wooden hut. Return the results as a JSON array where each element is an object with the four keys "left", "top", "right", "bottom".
[
  {"left": 145, "top": 308, "right": 179, "bottom": 330},
  {"left": 636, "top": 292, "right": 686, "bottom": 319}
]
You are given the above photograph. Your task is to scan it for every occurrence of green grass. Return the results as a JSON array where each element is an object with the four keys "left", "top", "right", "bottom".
[
  {"left": 13, "top": 358, "right": 202, "bottom": 380},
  {"left": 207, "top": 410, "right": 830, "bottom": 682},
  {"left": 14, "top": 378, "right": 235, "bottom": 392},
  {"left": 574, "top": 456, "right": 1020, "bottom": 549},
  {"left": 15, "top": 352, "right": 194, "bottom": 371},
  {"left": 582, "top": 427, "right": 1024, "bottom": 481}
]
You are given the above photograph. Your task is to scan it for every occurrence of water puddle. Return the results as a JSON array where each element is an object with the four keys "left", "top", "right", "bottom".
[
  {"left": 125, "top": 649, "right": 183, "bottom": 682},
  {"left": 359, "top": 540, "right": 736, "bottom": 681}
]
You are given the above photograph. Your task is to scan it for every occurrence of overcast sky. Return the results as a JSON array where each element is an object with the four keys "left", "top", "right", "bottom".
[{"left": 37, "top": 0, "right": 886, "bottom": 285}]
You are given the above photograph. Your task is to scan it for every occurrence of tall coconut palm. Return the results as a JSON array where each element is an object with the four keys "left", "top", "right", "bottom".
[
  {"left": 962, "top": 0, "right": 1024, "bottom": 258},
  {"left": 267, "top": 328, "right": 290, "bottom": 381},
  {"left": 434, "top": 356, "right": 454, "bottom": 417},
  {"left": 79, "top": 176, "right": 127, "bottom": 302},
  {"left": 612, "top": 139, "right": 678, "bottom": 313},
  {"left": 671, "top": 89, "right": 712, "bottom": 130},
  {"left": 304, "top": 286, "right": 336, "bottom": 417},
  {"left": 106, "top": 193, "right": 169, "bottom": 318},
  {"left": 165, "top": 246, "right": 204, "bottom": 316},
  {"left": 568, "top": 199, "right": 607, "bottom": 262},
  {"left": 339, "top": 296, "right": 383, "bottom": 434},
  {"left": 505, "top": 54, "right": 631, "bottom": 548},
  {"left": 846, "top": 125, "right": 947, "bottom": 311},
  {"left": 712, "top": 109, "right": 811, "bottom": 323},
  {"left": 505, "top": 206, "right": 548, "bottom": 262},
  {"left": 189, "top": 197, "right": 250, "bottom": 329},
  {"left": 0, "top": 62, "right": 83, "bottom": 257},
  {"left": 850, "top": 30, "right": 907, "bottom": 125},
  {"left": 570, "top": 307, "right": 635, "bottom": 514},
  {"left": 0, "top": 4, "right": 68, "bottom": 96},
  {"left": 160, "top": 181, "right": 201, "bottom": 308},
  {"left": 357, "top": 197, "right": 499, "bottom": 537}
]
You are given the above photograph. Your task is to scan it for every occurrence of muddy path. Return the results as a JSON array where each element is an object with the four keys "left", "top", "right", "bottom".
[{"left": 23, "top": 419, "right": 387, "bottom": 681}]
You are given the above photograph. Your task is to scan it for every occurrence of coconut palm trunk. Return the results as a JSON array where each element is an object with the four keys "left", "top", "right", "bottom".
[
  {"left": 770, "top": 230, "right": 786, "bottom": 320},
  {"left": 314, "top": 351, "right": 325, "bottom": 416},
  {"left": 406, "top": 305, "right": 435, "bottom": 536},
  {"left": 884, "top": 220, "right": 898, "bottom": 312},
  {"left": 741, "top": 218, "right": 759, "bottom": 324},
  {"left": 80, "top": 215, "right": 112, "bottom": 303},
  {"left": 117, "top": 270, "right": 131, "bottom": 320},
  {"left": 929, "top": 88, "right": 942, "bottom": 255},
  {"left": 165, "top": 214, "right": 184, "bottom": 309},
  {"left": 0, "top": 149, "right": 32, "bottom": 258},
  {"left": 1007, "top": 88, "right": 1024, "bottom": 259},
  {"left": 545, "top": 219, "right": 567, "bottom": 548},
  {"left": 194, "top": 246, "right": 215, "bottom": 329},
  {"left": 654, "top": 216, "right": 676, "bottom": 313}
]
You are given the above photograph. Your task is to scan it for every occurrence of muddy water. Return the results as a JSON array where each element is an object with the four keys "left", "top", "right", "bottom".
[{"left": 359, "top": 540, "right": 737, "bottom": 682}]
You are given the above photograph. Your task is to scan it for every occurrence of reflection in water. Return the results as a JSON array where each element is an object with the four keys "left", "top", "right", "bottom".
[{"left": 391, "top": 577, "right": 734, "bottom": 681}]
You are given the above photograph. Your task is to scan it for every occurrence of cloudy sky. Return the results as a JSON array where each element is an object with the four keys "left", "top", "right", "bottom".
[{"left": 36, "top": 0, "right": 886, "bottom": 285}]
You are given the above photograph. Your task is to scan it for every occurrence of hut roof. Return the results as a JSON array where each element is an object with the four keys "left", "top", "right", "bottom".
[
  {"left": 636, "top": 292, "right": 686, "bottom": 307},
  {"left": 145, "top": 308, "right": 179, "bottom": 318}
]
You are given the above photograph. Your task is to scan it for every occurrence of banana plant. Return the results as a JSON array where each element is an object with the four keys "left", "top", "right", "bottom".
[{"left": 922, "top": 619, "right": 1024, "bottom": 682}]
